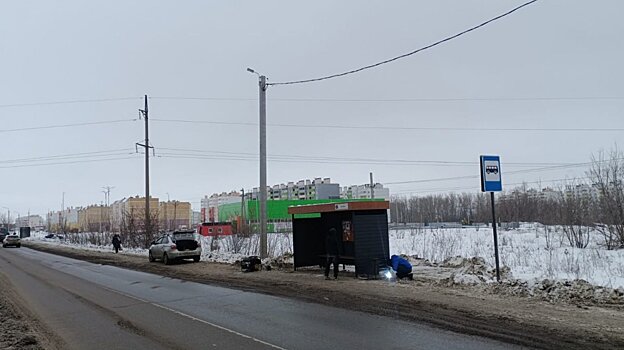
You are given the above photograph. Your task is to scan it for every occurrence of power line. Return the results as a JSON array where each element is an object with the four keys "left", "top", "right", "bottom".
[
  {"left": 392, "top": 176, "right": 592, "bottom": 195},
  {"left": 0, "top": 149, "right": 135, "bottom": 164},
  {"left": 0, "top": 97, "right": 140, "bottom": 109},
  {"left": 267, "top": 0, "right": 539, "bottom": 86},
  {"left": 0, "top": 156, "right": 139, "bottom": 169},
  {"left": 150, "top": 96, "right": 624, "bottom": 103},
  {"left": 151, "top": 118, "right": 624, "bottom": 133},
  {"left": 156, "top": 147, "right": 573, "bottom": 167},
  {"left": 384, "top": 160, "right": 603, "bottom": 185},
  {"left": 0, "top": 119, "right": 137, "bottom": 133}
]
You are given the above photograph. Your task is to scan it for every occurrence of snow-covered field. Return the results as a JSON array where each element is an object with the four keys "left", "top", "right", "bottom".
[
  {"left": 25, "top": 223, "right": 624, "bottom": 289},
  {"left": 390, "top": 223, "right": 624, "bottom": 289}
]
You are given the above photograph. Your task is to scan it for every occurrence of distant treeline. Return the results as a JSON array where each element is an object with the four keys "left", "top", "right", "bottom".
[{"left": 390, "top": 149, "right": 624, "bottom": 250}]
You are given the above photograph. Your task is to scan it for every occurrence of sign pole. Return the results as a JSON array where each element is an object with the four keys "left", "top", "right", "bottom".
[
  {"left": 490, "top": 191, "right": 501, "bottom": 282},
  {"left": 480, "top": 154, "right": 502, "bottom": 283}
]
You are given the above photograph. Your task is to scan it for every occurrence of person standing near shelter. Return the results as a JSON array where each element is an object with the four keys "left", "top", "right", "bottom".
[
  {"left": 325, "top": 228, "right": 340, "bottom": 280},
  {"left": 112, "top": 233, "right": 122, "bottom": 254}
]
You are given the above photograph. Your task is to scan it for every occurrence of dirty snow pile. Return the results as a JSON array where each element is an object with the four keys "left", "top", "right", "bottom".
[{"left": 428, "top": 255, "right": 624, "bottom": 305}]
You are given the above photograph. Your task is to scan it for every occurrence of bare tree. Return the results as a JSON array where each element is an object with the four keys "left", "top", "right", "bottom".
[
  {"left": 558, "top": 182, "right": 592, "bottom": 249},
  {"left": 588, "top": 148, "right": 624, "bottom": 249}
]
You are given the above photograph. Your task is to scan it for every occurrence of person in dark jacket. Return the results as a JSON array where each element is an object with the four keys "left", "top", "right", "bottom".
[
  {"left": 390, "top": 255, "right": 413, "bottom": 280},
  {"left": 112, "top": 234, "right": 122, "bottom": 254},
  {"left": 324, "top": 228, "right": 340, "bottom": 279}
]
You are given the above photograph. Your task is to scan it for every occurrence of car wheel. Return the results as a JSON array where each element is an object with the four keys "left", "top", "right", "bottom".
[
  {"left": 148, "top": 251, "right": 155, "bottom": 262},
  {"left": 2, "top": 244, "right": 5, "bottom": 248},
  {"left": 193, "top": 256, "right": 200, "bottom": 263},
  {"left": 16, "top": 244, "right": 20, "bottom": 248},
  {"left": 163, "top": 253, "right": 171, "bottom": 265}
]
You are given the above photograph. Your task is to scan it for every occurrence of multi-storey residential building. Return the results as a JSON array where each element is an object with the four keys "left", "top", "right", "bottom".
[
  {"left": 254, "top": 178, "right": 340, "bottom": 201},
  {"left": 47, "top": 207, "right": 81, "bottom": 232},
  {"left": 565, "top": 183, "right": 599, "bottom": 200},
  {"left": 15, "top": 215, "right": 45, "bottom": 229},
  {"left": 341, "top": 183, "right": 390, "bottom": 200},
  {"left": 159, "top": 201, "right": 192, "bottom": 230},
  {"left": 201, "top": 192, "right": 241, "bottom": 223},
  {"left": 78, "top": 205, "right": 111, "bottom": 232},
  {"left": 111, "top": 196, "right": 159, "bottom": 232}
]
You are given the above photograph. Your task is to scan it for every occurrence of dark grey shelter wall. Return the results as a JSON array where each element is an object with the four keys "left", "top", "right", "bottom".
[
  {"left": 293, "top": 218, "right": 324, "bottom": 268},
  {"left": 353, "top": 210, "right": 390, "bottom": 276}
]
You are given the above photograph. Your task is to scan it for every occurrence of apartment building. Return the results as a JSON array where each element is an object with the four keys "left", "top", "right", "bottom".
[
  {"left": 47, "top": 207, "right": 80, "bottom": 232},
  {"left": 111, "top": 196, "right": 160, "bottom": 232},
  {"left": 252, "top": 178, "right": 340, "bottom": 201},
  {"left": 15, "top": 215, "right": 45, "bottom": 229},
  {"left": 78, "top": 205, "right": 112, "bottom": 232},
  {"left": 200, "top": 191, "right": 241, "bottom": 222},
  {"left": 341, "top": 183, "right": 390, "bottom": 200},
  {"left": 159, "top": 200, "right": 192, "bottom": 230}
]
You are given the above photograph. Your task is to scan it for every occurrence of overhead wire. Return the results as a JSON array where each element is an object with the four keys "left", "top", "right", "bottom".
[
  {"left": 150, "top": 118, "right": 624, "bottom": 133},
  {"left": 0, "top": 156, "right": 139, "bottom": 169},
  {"left": 267, "top": 0, "right": 539, "bottom": 86},
  {"left": 0, "top": 119, "right": 138, "bottom": 133},
  {"left": 392, "top": 176, "right": 592, "bottom": 195},
  {"left": 150, "top": 96, "right": 624, "bottom": 103},
  {"left": 0, "top": 97, "right": 140, "bottom": 109},
  {"left": 0, "top": 149, "right": 136, "bottom": 164},
  {"left": 155, "top": 147, "right": 575, "bottom": 167}
]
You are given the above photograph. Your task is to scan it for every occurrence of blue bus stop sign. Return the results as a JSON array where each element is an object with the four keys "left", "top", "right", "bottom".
[{"left": 480, "top": 155, "right": 502, "bottom": 192}]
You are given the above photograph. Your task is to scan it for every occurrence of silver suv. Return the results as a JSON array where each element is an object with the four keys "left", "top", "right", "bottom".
[{"left": 148, "top": 230, "right": 201, "bottom": 265}]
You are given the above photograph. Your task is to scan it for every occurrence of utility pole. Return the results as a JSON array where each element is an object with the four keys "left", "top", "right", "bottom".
[
  {"left": 166, "top": 192, "right": 170, "bottom": 231},
  {"left": 259, "top": 75, "right": 268, "bottom": 258},
  {"left": 369, "top": 172, "right": 375, "bottom": 199},
  {"left": 137, "top": 95, "right": 153, "bottom": 238},
  {"left": 61, "top": 192, "right": 65, "bottom": 234},
  {"left": 102, "top": 186, "right": 114, "bottom": 232},
  {"left": 99, "top": 201, "right": 103, "bottom": 233},
  {"left": 248, "top": 68, "right": 268, "bottom": 259},
  {"left": 240, "top": 188, "right": 245, "bottom": 234},
  {"left": 173, "top": 201, "right": 178, "bottom": 231}
]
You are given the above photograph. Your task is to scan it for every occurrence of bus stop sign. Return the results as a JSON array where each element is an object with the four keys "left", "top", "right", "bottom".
[{"left": 480, "top": 155, "right": 502, "bottom": 192}]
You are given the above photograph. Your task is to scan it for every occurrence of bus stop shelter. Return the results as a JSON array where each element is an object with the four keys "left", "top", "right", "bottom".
[{"left": 288, "top": 201, "right": 390, "bottom": 278}]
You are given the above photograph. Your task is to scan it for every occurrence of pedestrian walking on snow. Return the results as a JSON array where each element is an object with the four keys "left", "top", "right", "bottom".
[{"left": 112, "top": 234, "right": 122, "bottom": 254}]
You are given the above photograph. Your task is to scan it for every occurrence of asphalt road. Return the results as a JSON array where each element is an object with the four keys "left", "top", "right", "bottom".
[{"left": 0, "top": 247, "right": 527, "bottom": 350}]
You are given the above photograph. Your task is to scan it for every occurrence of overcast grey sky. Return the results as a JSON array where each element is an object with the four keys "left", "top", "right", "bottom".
[{"left": 1, "top": 0, "right": 623, "bottom": 216}]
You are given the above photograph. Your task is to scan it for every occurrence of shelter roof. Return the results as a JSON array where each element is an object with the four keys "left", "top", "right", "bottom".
[{"left": 287, "top": 201, "right": 389, "bottom": 215}]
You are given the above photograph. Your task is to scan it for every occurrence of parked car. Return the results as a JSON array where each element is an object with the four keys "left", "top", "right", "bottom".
[
  {"left": 3, "top": 234, "right": 21, "bottom": 248},
  {"left": 148, "top": 230, "right": 201, "bottom": 265},
  {"left": 0, "top": 227, "right": 8, "bottom": 243}
]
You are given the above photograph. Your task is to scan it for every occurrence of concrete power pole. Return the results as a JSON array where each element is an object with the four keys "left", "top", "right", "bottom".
[
  {"left": 137, "top": 95, "right": 153, "bottom": 239},
  {"left": 102, "top": 186, "right": 114, "bottom": 232},
  {"left": 247, "top": 68, "right": 267, "bottom": 259},
  {"left": 259, "top": 75, "right": 267, "bottom": 259}
]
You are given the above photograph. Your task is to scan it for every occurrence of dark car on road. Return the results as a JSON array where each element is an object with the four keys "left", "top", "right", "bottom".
[
  {"left": 0, "top": 230, "right": 8, "bottom": 243},
  {"left": 148, "top": 230, "right": 201, "bottom": 265}
]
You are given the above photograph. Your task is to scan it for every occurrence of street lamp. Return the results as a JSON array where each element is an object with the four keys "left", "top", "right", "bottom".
[
  {"left": 1, "top": 206, "right": 9, "bottom": 230},
  {"left": 247, "top": 67, "right": 268, "bottom": 259}
]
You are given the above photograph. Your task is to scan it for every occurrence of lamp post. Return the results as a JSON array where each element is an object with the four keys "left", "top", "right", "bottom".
[
  {"left": 1, "top": 206, "right": 9, "bottom": 231},
  {"left": 247, "top": 67, "right": 268, "bottom": 259}
]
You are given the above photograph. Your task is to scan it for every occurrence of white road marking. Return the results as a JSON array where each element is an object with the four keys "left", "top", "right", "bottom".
[{"left": 102, "top": 286, "right": 287, "bottom": 350}]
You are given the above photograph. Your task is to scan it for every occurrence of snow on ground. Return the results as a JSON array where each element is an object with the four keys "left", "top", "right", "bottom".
[
  {"left": 390, "top": 223, "right": 624, "bottom": 289},
  {"left": 25, "top": 223, "right": 624, "bottom": 290}
]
